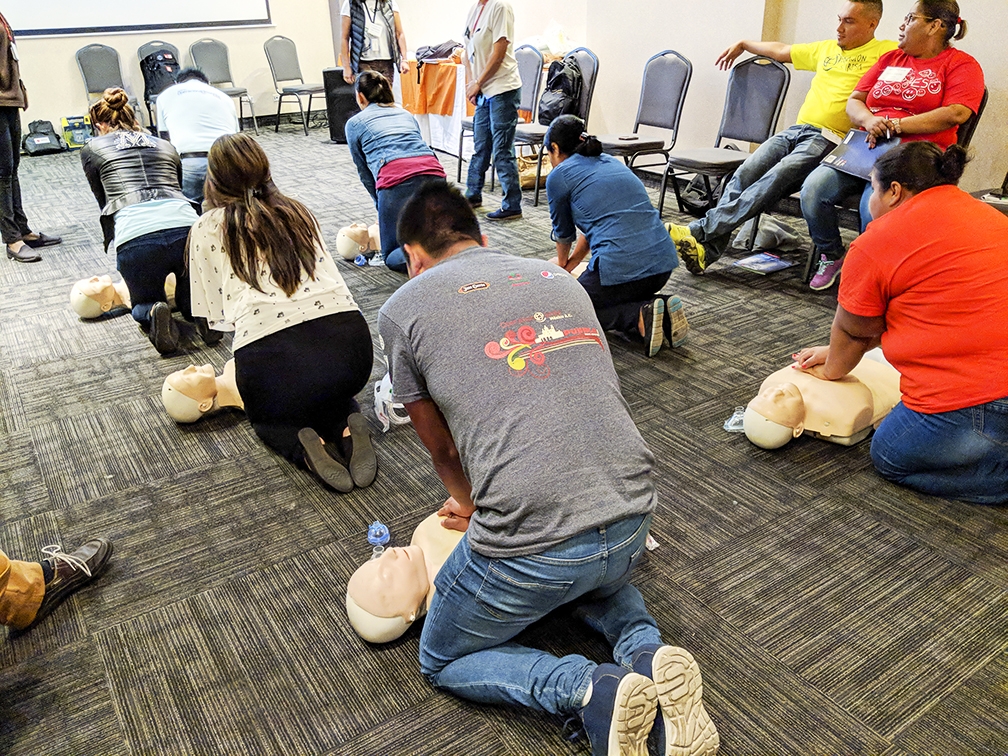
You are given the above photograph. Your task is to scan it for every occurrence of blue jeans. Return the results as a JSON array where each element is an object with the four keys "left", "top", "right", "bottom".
[
  {"left": 870, "top": 399, "right": 1008, "bottom": 504},
  {"left": 689, "top": 124, "right": 833, "bottom": 261},
  {"left": 378, "top": 174, "right": 445, "bottom": 273},
  {"left": 419, "top": 513, "right": 661, "bottom": 715},
  {"left": 116, "top": 225, "right": 192, "bottom": 326},
  {"left": 181, "top": 157, "right": 208, "bottom": 208},
  {"left": 800, "top": 164, "right": 872, "bottom": 259},
  {"left": 466, "top": 88, "right": 522, "bottom": 212}
]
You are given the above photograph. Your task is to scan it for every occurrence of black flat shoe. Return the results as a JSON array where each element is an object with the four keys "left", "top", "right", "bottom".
[
  {"left": 195, "top": 316, "right": 224, "bottom": 346},
  {"left": 346, "top": 412, "right": 377, "bottom": 487},
  {"left": 6, "top": 244, "right": 41, "bottom": 263},
  {"left": 23, "top": 232, "right": 62, "bottom": 248},
  {"left": 298, "top": 428, "right": 354, "bottom": 492},
  {"left": 148, "top": 302, "right": 180, "bottom": 355}
]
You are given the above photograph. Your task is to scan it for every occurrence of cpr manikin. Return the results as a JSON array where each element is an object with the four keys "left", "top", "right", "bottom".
[
  {"left": 744, "top": 351, "right": 901, "bottom": 449},
  {"left": 335, "top": 223, "right": 381, "bottom": 260},
  {"left": 161, "top": 361, "right": 244, "bottom": 423},
  {"left": 345, "top": 507, "right": 464, "bottom": 643},
  {"left": 70, "top": 275, "right": 131, "bottom": 319}
]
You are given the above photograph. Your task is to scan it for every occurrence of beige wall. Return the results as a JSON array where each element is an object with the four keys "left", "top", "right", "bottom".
[
  {"left": 15, "top": 0, "right": 1005, "bottom": 190},
  {"left": 763, "top": 0, "right": 1006, "bottom": 191},
  {"left": 15, "top": 0, "right": 335, "bottom": 131}
]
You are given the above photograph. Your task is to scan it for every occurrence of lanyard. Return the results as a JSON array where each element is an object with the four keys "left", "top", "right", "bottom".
[
  {"left": 467, "top": 1, "right": 488, "bottom": 39},
  {"left": 363, "top": 0, "right": 379, "bottom": 25}
]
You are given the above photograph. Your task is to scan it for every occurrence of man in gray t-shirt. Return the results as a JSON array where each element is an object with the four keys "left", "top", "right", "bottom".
[{"left": 376, "top": 182, "right": 719, "bottom": 756}]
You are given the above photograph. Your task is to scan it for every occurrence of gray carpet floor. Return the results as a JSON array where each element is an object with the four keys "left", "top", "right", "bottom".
[{"left": 1, "top": 126, "right": 1006, "bottom": 756}]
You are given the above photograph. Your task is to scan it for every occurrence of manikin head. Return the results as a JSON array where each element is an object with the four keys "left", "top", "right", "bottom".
[
  {"left": 345, "top": 545, "right": 429, "bottom": 643},
  {"left": 70, "top": 275, "right": 124, "bottom": 319},
  {"left": 744, "top": 382, "right": 806, "bottom": 449},
  {"left": 162, "top": 364, "right": 219, "bottom": 423},
  {"left": 336, "top": 223, "right": 373, "bottom": 260}
]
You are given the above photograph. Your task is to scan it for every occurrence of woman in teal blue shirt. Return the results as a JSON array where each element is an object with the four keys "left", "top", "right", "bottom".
[{"left": 545, "top": 115, "right": 682, "bottom": 357}]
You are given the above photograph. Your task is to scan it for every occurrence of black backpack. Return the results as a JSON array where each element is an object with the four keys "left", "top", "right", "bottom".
[
  {"left": 140, "top": 50, "right": 180, "bottom": 101},
  {"left": 22, "top": 120, "right": 67, "bottom": 156},
  {"left": 537, "top": 57, "right": 583, "bottom": 126}
]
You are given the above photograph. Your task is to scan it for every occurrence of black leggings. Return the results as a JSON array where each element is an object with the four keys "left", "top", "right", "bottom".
[
  {"left": 234, "top": 311, "right": 374, "bottom": 463},
  {"left": 577, "top": 266, "right": 672, "bottom": 339},
  {"left": 0, "top": 106, "right": 29, "bottom": 245}
]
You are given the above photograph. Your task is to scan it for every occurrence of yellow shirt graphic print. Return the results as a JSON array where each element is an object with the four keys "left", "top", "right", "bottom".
[{"left": 790, "top": 37, "right": 898, "bottom": 138}]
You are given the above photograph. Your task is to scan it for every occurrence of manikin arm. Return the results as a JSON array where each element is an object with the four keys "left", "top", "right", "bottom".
[
  {"left": 796, "top": 305, "right": 884, "bottom": 380},
  {"left": 404, "top": 398, "right": 475, "bottom": 531}
]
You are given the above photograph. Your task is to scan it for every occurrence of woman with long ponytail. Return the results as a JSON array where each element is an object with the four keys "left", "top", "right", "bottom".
[
  {"left": 795, "top": 141, "right": 1008, "bottom": 504},
  {"left": 544, "top": 114, "right": 683, "bottom": 358},
  {"left": 190, "top": 133, "right": 376, "bottom": 494}
]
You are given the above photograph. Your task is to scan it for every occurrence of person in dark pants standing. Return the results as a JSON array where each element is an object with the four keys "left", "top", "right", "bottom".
[
  {"left": 0, "top": 11, "right": 61, "bottom": 263},
  {"left": 462, "top": 0, "right": 523, "bottom": 220}
]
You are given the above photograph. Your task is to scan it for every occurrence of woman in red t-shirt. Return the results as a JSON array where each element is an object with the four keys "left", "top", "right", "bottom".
[
  {"left": 795, "top": 142, "right": 1008, "bottom": 505},
  {"left": 799, "top": 0, "right": 984, "bottom": 292}
]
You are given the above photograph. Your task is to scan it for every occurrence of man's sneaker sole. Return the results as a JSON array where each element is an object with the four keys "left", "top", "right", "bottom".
[
  {"left": 651, "top": 646, "right": 720, "bottom": 756},
  {"left": 608, "top": 672, "right": 659, "bottom": 756},
  {"left": 664, "top": 296, "right": 689, "bottom": 348}
]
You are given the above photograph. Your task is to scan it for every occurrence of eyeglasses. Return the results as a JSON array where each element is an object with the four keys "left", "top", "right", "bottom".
[{"left": 903, "top": 13, "right": 936, "bottom": 25}]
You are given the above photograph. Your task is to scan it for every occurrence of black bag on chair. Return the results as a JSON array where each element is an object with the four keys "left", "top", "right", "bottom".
[
  {"left": 537, "top": 57, "right": 583, "bottom": 126},
  {"left": 22, "top": 120, "right": 67, "bottom": 156},
  {"left": 140, "top": 51, "right": 180, "bottom": 101}
]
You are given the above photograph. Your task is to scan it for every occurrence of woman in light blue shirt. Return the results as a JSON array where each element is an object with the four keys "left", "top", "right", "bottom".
[
  {"left": 345, "top": 71, "right": 445, "bottom": 272},
  {"left": 545, "top": 115, "right": 683, "bottom": 358}
]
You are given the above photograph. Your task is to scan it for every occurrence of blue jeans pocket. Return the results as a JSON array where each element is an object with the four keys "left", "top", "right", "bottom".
[{"left": 475, "top": 561, "right": 574, "bottom": 621}]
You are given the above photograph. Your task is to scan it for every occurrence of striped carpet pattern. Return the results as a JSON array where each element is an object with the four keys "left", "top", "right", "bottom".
[{"left": 1, "top": 126, "right": 1006, "bottom": 756}]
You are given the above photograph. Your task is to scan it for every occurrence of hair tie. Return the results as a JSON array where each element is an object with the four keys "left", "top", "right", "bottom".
[
  {"left": 956, "top": 16, "right": 962, "bottom": 24},
  {"left": 579, "top": 131, "right": 589, "bottom": 142}
]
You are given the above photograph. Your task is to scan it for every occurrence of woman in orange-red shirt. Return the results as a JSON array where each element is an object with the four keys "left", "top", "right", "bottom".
[{"left": 795, "top": 141, "right": 1008, "bottom": 504}]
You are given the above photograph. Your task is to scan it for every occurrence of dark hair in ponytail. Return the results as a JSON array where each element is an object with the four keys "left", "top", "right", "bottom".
[
  {"left": 545, "top": 115, "right": 603, "bottom": 158},
  {"left": 918, "top": 0, "right": 967, "bottom": 42},
  {"left": 355, "top": 70, "right": 395, "bottom": 105},
  {"left": 872, "top": 141, "right": 968, "bottom": 194}
]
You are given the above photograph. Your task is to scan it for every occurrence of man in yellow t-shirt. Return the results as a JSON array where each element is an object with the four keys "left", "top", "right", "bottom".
[{"left": 666, "top": 0, "right": 896, "bottom": 274}]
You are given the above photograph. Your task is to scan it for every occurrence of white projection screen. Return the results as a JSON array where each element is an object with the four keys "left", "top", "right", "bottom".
[{"left": 8, "top": 1, "right": 271, "bottom": 36}]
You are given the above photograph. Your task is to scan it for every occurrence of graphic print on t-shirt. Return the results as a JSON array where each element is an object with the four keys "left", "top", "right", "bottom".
[
  {"left": 485, "top": 310, "right": 602, "bottom": 378},
  {"left": 871, "top": 66, "right": 942, "bottom": 104}
]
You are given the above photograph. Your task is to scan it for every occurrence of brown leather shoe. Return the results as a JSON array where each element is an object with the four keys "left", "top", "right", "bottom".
[{"left": 17, "top": 538, "right": 113, "bottom": 634}]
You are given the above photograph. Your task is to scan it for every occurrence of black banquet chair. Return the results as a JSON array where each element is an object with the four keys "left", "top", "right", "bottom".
[
  {"left": 515, "top": 46, "right": 600, "bottom": 206},
  {"left": 190, "top": 38, "right": 259, "bottom": 134},
  {"left": 264, "top": 35, "right": 325, "bottom": 136},
  {"left": 643, "top": 55, "right": 790, "bottom": 217},
  {"left": 596, "top": 50, "right": 692, "bottom": 174}
]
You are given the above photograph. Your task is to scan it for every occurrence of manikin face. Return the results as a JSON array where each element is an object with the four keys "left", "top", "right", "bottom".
[
  {"left": 165, "top": 364, "right": 217, "bottom": 402},
  {"left": 749, "top": 382, "right": 806, "bottom": 429},
  {"left": 836, "top": 1, "right": 879, "bottom": 51},
  {"left": 77, "top": 275, "right": 117, "bottom": 308},
  {"left": 346, "top": 545, "right": 429, "bottom": 622}
]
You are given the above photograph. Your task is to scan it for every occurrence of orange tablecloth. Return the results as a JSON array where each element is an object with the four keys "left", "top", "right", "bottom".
[{"left": 402, "top": 60, "right": 474, "bottom": 117}]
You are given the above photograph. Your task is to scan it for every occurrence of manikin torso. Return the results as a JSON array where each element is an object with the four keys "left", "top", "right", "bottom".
[{"left": 745, "top": 354, "right": 902, "bottom": 448}]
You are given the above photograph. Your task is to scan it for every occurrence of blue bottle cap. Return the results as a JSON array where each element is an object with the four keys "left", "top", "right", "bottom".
[{"left": 367, "top": 520, "right": 390, "bottom": 546}]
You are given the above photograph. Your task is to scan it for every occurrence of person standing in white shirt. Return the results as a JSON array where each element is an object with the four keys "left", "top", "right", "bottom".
[
  {"left": 156, "top": 68, "right": 239, "bottom": 207},
  {"left": 341, "top": 0, "right": 409, "bottom": 86},
  {"left": 462, "top": 0, "right": 523, "bottom": 220}
]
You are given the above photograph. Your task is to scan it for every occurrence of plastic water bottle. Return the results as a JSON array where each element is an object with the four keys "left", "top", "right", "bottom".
[{"left": 367, "top": 520, "right": 390, "bottom": 559}]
